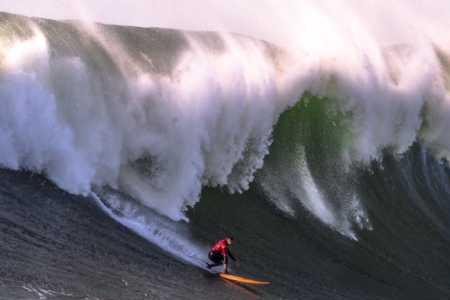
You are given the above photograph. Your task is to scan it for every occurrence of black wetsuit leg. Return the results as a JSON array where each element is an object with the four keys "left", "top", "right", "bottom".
[{"left": 207, "top": 251, "right": 224, "bottom": 268}]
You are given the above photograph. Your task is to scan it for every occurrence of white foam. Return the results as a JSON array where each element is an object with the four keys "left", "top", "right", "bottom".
[
  {"left": 0, "top": 24, "right": 289, "bottom": 221},
  {"left": 91, "top": 191, "right": 209, "bottom": 268},
  {"left": 1, "top": 9, "right": 450, "bottom": 238}
]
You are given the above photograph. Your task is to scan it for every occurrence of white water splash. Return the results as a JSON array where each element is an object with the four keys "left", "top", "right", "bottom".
[{"left": 1, "top": 4, "right": 450, "bottom": 239}]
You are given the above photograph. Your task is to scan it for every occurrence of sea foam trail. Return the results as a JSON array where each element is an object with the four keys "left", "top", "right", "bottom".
[
  {"left": 1, "top": 12, "right": 450, "bottom": 239},
  {"left": 91, "top": 190, "right": 209, "bottom": 269}
]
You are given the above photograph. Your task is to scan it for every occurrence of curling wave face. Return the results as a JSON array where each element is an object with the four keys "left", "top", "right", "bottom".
[
  {"left": 0, "top": 11, "right": 450, "bottom": 240},
  {"left": 0, "top": 13, "right": 291, "bottom": 222}
]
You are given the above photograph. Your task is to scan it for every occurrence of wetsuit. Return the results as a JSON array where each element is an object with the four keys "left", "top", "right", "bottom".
[{"left": 207, "top": 239, "right": 236, "bottom": 270}]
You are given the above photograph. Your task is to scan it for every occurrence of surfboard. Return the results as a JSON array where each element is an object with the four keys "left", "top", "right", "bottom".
[{"left": 219, "top": 273, "right": 271, "bottom": 285}]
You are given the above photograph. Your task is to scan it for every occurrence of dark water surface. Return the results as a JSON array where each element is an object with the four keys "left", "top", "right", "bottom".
[{"left": 1, "top": 151, "right": 449, "bottom": 300}]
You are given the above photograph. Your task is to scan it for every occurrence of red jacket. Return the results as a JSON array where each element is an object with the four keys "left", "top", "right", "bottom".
[{"left": 211, "top": 239, "right": 229, "bottom": 256}]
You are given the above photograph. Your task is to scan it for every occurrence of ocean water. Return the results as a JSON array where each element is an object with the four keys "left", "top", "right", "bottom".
[{"left": 0, "top": 9, "right": 450, "bottom": 299}]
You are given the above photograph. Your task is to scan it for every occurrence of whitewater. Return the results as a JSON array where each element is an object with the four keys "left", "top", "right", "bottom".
[{"left": 0, "top": 1, "right": 450, "bottom": 299}]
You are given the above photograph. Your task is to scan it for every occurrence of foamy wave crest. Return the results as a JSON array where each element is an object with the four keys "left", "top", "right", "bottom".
[
  {"left": 1, "top": 11, "right": 450, "bottom": 237},
  {"left": 0, "top": 19, "right": 290, "bottom": 221}
]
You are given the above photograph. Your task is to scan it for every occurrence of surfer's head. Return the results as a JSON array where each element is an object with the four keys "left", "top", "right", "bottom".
[{"left": 226, "top": 236, "right": 234, "bottom": 245}]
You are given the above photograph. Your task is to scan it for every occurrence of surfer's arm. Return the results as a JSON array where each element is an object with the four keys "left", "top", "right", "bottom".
[{"left": 227, "top": 249, "right": 236, "bottom": 261}]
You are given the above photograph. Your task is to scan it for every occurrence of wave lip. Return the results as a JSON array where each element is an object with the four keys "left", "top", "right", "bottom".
[{"left": 0, "top": 12, "right": 291, "bottom": 221}]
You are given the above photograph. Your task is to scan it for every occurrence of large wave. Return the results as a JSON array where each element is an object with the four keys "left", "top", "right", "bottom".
[
  {"left": 0, "top": 13, "right": 293, "bottom": 222},
  {"left": 1, "top": 11, "right": 450, "bottom": 243}
]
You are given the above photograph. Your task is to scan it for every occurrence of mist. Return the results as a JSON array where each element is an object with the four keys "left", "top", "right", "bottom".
[{"left": 1, "top": 0, "right": 449, "bottom": 49}]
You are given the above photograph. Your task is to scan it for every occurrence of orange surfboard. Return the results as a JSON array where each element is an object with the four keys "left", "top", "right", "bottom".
[{"left": 219, "top": 273, "right": 271, "bottom": 285}]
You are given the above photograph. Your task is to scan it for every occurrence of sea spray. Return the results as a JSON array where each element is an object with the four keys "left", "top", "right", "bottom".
[
  {"left": 0, "top": 15, "right": 290, "bottom": 221},
  {"left": 1, "top": 11, "right": 450, "bottom": 239}
]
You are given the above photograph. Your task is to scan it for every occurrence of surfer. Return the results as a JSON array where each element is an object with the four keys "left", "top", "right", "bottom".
[{"left": 206, "top": 236, "right": 236, "bottom": 273}]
